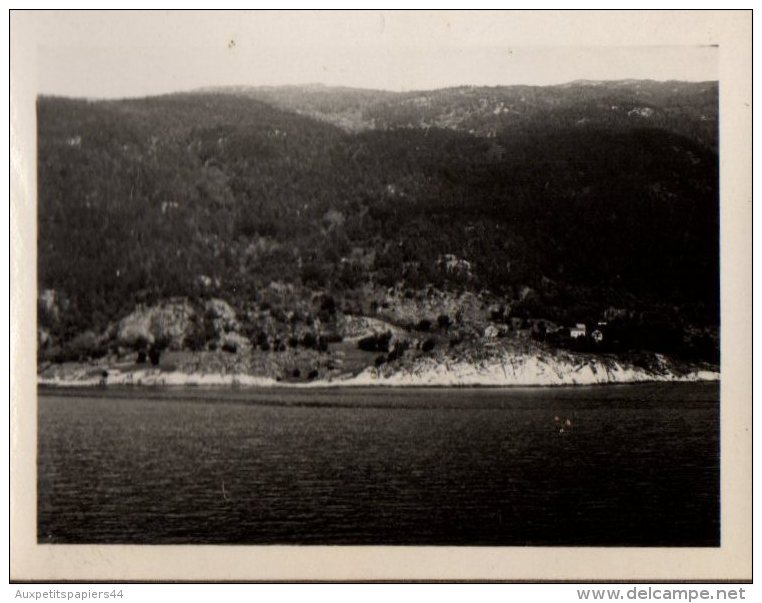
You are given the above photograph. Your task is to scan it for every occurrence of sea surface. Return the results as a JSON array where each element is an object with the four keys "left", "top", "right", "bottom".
[{"left": 37, "top": 382, "right": 720, "bottom": 546}]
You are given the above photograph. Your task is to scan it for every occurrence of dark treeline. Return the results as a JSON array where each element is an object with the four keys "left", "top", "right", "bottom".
[{"left": 37, "top": 82, "right": 719, "bottom": 352}]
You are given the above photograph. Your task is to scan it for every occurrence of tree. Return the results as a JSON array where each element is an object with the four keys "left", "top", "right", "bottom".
[
  {"left": 358, "top": 331, "right": 391, "bottom": 352},
  {"left": 301, "top": 332, "right": 317, "bottom": 349},
  {"left": 148, "top": 347, "right": 161, "bottom": 366},
  {"left": 386, "top": 339, "right": 409, "bottom": 362}
]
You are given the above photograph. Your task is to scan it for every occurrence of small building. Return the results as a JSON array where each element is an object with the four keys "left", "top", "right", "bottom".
[{"left": 570, "top": 323, "right": 587, "bottom": 339}]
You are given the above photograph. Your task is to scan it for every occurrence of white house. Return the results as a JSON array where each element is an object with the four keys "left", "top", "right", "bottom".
[{"left": 570, "top": 323, "right": 587, "bottom": 339}]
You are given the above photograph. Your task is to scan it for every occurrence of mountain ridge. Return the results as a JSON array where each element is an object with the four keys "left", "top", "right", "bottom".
[{"left": 37, "top": 80, "right": 720, "bottom": 371}]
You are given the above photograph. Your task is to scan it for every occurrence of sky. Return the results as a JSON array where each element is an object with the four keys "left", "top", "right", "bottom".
[{"left": 30, "top": 11, "right": 719, "bottom": 99}]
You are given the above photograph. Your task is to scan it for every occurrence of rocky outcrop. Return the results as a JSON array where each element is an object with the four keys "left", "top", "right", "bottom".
[
  {"left": 344, "top": 349, "right": 719, "bottom": 387},
  {"left": 117, "top": 299, "right": 195, "bottom": 349},
  {"left": 205, "top": 298, "right": 240, "bottom": 334},
  {"left": 38, "top": 344, "right": 719, "bottom": 388}
]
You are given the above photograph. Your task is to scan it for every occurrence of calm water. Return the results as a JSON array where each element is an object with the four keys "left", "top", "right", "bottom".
[{"left": 38, "top": 382, "right": 719, "bottom": 546}]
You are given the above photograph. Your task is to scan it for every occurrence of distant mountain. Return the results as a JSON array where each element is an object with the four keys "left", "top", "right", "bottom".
[
  {"left": 214, "top": 81, "right": 718, "bottom": 149},
  {"left": 37, "top": 81, "right": 719, "bottom": 362}
]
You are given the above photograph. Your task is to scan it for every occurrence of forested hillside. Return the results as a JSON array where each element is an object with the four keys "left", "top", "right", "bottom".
[{"left": 37, "top": 81, "right": 719, "bottom": 366}]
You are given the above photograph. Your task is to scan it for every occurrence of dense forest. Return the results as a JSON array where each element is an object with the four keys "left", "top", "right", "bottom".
[{"left": 37, "top": 81, "right": 719, "bottom": 363}]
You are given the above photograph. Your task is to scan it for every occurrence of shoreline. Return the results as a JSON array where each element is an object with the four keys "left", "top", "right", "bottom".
[{"left": 37, "top": 364, "right": 720, "bottom": 390}]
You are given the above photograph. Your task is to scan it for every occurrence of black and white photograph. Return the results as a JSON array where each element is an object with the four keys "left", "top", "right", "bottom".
[{"left": 10, "top": 10, "right": 752, "bottom": 582}]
